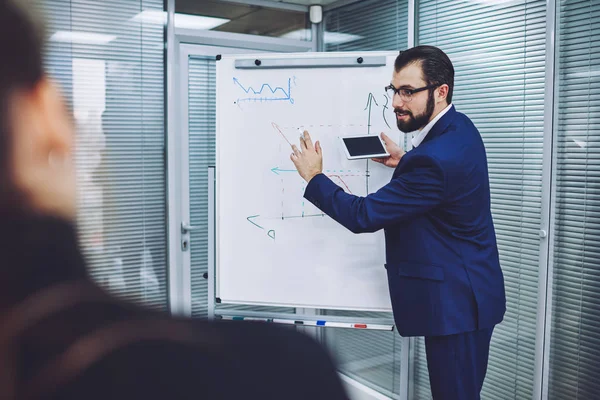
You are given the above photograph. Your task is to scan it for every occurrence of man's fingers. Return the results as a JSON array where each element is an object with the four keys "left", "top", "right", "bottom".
[
  {"left": 299, "top": 135, "right": 308, "bottom": 151},
  {"left": 372, "top": 157, "right": 390, "bottom": 164},
  {"left": 380, "top": 132, "right": 396, "bottom": 147},
  {"left": 303, "top": 131, "right": 314, "bottom": 150},
  {"left": 315, "top": 140, "right": 322, "bottom": 155},
  {"left": 291, "top": 144, "right": 301, "bottom": 157}
]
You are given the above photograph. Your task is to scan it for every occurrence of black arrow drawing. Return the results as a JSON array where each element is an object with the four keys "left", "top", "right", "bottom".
[
  {"left": 364, "top": 93, "right": 379, "bottom": 135},
  {"left": 382, "top": 94, "right": 391, "bottom": 129}
]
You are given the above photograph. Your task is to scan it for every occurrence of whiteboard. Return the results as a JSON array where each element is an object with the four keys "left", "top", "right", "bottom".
[{"left": 216, "top": 52, "right": 404, "bottom": 311}]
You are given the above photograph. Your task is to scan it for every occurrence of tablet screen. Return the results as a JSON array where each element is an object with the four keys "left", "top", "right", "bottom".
[{"left": 342, "top": 136, "right": 387, "bottom": 157}]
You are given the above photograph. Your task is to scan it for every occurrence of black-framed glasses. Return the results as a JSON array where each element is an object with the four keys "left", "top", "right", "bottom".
[{"left": 385, "top": 84, "right": 439, "bottom": 102}]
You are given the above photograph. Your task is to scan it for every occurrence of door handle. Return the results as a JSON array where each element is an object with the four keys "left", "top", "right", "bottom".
[{"left": 181, "top": 222, "right": 201, "bottom": 234}]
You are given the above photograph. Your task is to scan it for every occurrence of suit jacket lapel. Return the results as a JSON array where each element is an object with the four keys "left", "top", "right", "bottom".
[{"left": 420, "top": 105, "right": 457, "bottom": 146}]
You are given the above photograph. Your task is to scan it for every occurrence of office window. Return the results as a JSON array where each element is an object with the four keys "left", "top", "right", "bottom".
[
  {"left": 188, "top": 57, "right": 215, "bottom": 318},
  {"left": 324, "top": 1, "right": 408, "bottom": 397},
  {"left": 549, "top": 1, "right": 600, "bottom": 398},
  {"left": 415, "top": 0, "right": 547, "bottom": 398},
  {"left": 326, "top": 0, "right": 408, "bottom": 52},
  {"left": 36, "top": 0, "right": 168, "bottom": 308},
  {"left": 324, "top": 310, "right": 403, "bottom": 397}
]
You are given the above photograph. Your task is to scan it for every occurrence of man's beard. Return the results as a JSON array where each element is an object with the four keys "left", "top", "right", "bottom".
[{"left": 395, "top": 91, "right": 435, "bottom": 133}]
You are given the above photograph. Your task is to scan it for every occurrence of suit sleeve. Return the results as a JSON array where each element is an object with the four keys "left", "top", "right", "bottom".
[{"left": 304, "top": 154, "right": 446, "bottom": 233}]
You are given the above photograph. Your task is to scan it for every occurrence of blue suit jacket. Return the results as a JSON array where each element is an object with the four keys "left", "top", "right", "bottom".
[{"left": 304, "top": 105, "right": 506, "bottom": 337}]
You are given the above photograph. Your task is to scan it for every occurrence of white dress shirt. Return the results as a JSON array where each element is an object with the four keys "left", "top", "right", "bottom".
[{"left": 411, "top": 103, "right": 453, "bottom": 148}]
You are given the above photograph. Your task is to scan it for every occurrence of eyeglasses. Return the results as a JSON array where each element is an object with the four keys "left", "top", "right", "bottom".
[{"left": 385, "top": 84, "right": 439, "bottom": 102}]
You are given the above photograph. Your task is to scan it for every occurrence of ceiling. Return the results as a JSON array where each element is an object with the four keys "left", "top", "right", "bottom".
[
  {"left": 258, "top": 0, "right": 339, "bottom": 4},
  {"left": 174, "top": 0, "right": 343, "bottom": 37}
]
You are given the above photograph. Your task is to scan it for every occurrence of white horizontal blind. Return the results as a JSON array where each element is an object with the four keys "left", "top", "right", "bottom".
[
  {"left": 189, "top": 57, "right": 215, "bottom": 318},
  {"left": 416, "top": 0, "right": 546, "bottom": 398},
  {"left": 36, "top": 0, "right": 168, "bottom": 309},
  {"left": 323, "top": 2, "right": 408, "bottom": 397},
  {"left": 549, "top": 1, "right": 600, "bottom": 398},
  {"left": 325, "top": 0, "right": 408, "bottom": 52}
]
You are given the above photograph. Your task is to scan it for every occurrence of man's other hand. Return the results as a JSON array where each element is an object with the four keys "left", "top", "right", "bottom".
[{"left": 371, "top": 132, "right": 405, "bottom": 168}]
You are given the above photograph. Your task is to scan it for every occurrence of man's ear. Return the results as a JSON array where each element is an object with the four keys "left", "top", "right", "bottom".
[{"left": 436, "top": 84, "right": 449, "bottom": 104}]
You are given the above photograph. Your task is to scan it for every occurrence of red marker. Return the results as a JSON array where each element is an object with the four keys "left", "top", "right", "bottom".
[{"left": 353, "top": 324, "right": 368, "bottom": 329}]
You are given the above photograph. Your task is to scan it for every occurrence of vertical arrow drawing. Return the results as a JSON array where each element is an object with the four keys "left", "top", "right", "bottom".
[
  {"left": 364, "top": 93, "right": 379, "bottom": 135},
  {"left": 363, "top": 93, "right": 380, "bottom": 193}
]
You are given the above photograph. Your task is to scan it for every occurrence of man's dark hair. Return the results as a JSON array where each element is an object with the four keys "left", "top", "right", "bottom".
[
  {"left": 394, "top": 45, "right": 455, "bottom": 104},
  {"left": 0, "top": 0, "right": 45, "bottom": 211}
]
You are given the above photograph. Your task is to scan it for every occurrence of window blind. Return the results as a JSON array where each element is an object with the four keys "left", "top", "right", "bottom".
[
  {"left": 549, "top": 1, "right": 600, "bottom": 398},
  {"left": 325, "top": 0, "right": 408, "bottom": 52},
  {"left": 36, "top": 0, "right": 168, "bottom": 309},
  {"left": 189, "top": 57, "right": 216, "bottom": 318},
  {"left": 415, "top": 0, "right": 547, "bottom": 398}
]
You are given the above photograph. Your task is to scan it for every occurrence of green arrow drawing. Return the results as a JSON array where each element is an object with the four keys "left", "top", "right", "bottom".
[{"left": 271, "top": 167, "right": 297, "bottom": 175}]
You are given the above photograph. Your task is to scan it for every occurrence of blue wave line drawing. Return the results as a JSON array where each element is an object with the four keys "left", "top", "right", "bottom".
[{"left": 233, "top": 77, "right": 295, "bottom": 104}]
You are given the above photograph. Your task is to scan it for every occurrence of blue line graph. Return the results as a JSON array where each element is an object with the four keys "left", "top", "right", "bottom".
[{"left": 233, "top": 77, "right": 295, "bottom": 104}]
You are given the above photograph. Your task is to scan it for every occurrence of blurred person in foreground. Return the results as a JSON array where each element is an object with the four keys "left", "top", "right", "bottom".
[{"left": 0, "top": 1, "right": 347, "bottom": 399}]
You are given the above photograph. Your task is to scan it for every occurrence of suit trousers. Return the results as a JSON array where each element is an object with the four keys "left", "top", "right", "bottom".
[{"left": 425, "top": 326, "right": 495, "bottom": 400}]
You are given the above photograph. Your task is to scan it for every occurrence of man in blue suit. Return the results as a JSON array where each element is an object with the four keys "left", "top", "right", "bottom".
[{"left": 290, "top": 46, "right": 506, "bottom": 399}]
